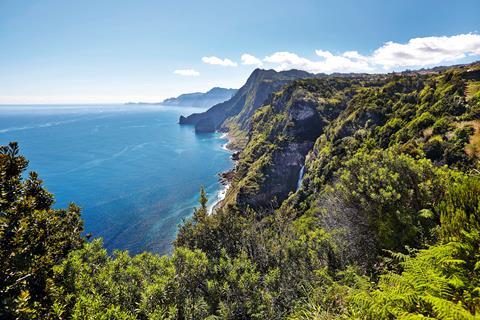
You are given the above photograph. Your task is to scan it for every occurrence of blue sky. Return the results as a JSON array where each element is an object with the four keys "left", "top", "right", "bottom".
[{"left": 1, "top": 0, "right": 480, "bottom": 104}]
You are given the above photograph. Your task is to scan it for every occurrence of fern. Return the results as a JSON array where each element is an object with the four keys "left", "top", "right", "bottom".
[{"left": 422, "top": 295, "right": 474, "bottom": 320}]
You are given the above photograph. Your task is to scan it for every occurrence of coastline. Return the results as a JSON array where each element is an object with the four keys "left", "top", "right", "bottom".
[{"left": 208, "top": 132, "right": 239, "bottom": 214}]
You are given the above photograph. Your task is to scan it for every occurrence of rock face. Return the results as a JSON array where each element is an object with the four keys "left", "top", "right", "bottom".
[
  {"left": 236, "top": 141, "right": 314, "bottom": 209},
  {"left": 219, "top": 169, "right": 235, "bottom": 185},
  {"left": 162, "top": 87, "right": 237, "bottom": 108},
  {"left": 178, "top": 69, "right": 315, "bottom": 131},
  {"left": 179, "top": 115, "right": 188, "bottom": 124},
  {"left": 231, "top": 152, "right": 240, "bottom": 161},
  {"left": 194, "top": 118, "right": 216, "bottom": 133},
  {"left": 223, "top": 79, "right": 348, "bottom": 211}
]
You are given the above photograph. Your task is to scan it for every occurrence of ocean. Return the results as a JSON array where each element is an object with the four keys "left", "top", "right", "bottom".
[{"left": 0, "top": 104, "right": 233, "bottom": 254}]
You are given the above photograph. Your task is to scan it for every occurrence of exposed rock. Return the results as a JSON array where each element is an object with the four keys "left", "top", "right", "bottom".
[
  {"left": 194, "top": 118, "right": 216, "bottom": 133},
  {"left": 179, "top": 115, "right": 188, "bottom": 125},
  {"left": 226, "top": 80, "right": 349, "bottom": 211},
  {"left": 231, "top": 151, "right": 240, "bottom": 161},
  {"left": 237, "top": 141, "right": 313, "bottom": 209},
  {"left": 178, "top": 69, "right": 315, "bottom": 131},
  {"left": 219, "top": 169, "right": 235, "bottom": 185}
]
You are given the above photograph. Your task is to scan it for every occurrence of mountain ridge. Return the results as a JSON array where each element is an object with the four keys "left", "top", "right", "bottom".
[
  {"left": 126, "top": 87, "right": 237, "bottom": 108},
  {"left": 162, "top": 87, "right": 237, "bottom": 108},
  {"left": 221, "top": 62, "right": 480, "bottom": 213},
  {"left": 179, "top": 68, "right": 316, "bottom": 134}
]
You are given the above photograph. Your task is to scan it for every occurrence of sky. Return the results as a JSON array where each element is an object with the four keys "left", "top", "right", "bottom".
[{"left": 1, "top": 0, "right": 480, "bottom": 104}]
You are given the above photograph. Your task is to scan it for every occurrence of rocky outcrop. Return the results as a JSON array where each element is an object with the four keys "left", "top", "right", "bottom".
[
  {"left": 219, "top": 169, "right": 235, "bottom": 185},
  {"left": 179, "top": 115, "right": 188, "bottom": 124},
  {"left": 223, "top": 79, "right": 350, "bottom": 211},
  {"left": 178, "top": 69, "right": 315, "bottom": 131},
  {"left": 194, "top": 118, "right": 216, "bottom": 133},
  {"left": 236, "top": 141, "right": 314, "bottom": 209},
  {"left": 231, "top": 151, "right": 240, "bottom": 161}
]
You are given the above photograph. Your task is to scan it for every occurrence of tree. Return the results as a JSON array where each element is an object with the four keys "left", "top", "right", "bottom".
[
  {"left": 350, "top": 176, "right": 480, "bottom": 319},
  {"left": 195, "top": 186, "right": 208, "bottom": 220},
  {"left": 0, "top": 142, "right": 84, "bottom": 318},
  {"left": 319, "top": 149, "right": 459, "bottom": 268}
]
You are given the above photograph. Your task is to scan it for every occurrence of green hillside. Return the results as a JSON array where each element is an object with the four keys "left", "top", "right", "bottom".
[{"left": 2, "top": 63, "right": 480, "bottom": 319}]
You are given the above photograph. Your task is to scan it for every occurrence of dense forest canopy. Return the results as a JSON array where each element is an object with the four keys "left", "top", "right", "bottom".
[{"left": 1, "top": 62, "right": 480, "bottom": 319}]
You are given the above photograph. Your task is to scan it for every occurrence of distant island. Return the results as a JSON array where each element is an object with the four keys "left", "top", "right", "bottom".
[{"left": 126, "top": 87, "right": 237, "bottom": 108}]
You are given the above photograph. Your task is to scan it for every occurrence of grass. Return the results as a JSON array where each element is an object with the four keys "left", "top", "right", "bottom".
[
  {"left": 223, "top": 122, "right": 249, "bottom": 150},
  {"left": 465, "top": 81, "right": 480, "bottom": 101},
  {"left": 458, "top": 120, "right": 480, "bottom": 159}
]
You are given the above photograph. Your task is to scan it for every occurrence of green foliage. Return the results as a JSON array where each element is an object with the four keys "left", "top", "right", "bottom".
[
  {"left": 0, "top": 142, "right": 84, "bottom": 318},
  {"left": 432, "top": 117, "right": 453, "bottom": 135},
  {"left": 348, "top": 176, "right": 480, "bottom": 319},
  {"left": 49, "top": 239, "right": 179, "bottom": 319},
  {"left": 439, "top": 176, "right": 480, "bottom": 242},
  {"left": 318, "top": 149, "right": 459, "bottom": 267},
  {"left": 2, "top": 64, "right": 480, "bottom": 319}
]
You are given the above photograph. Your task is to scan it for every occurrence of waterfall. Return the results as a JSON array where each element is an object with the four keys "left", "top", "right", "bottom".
[{"left": 296, "top": 165, "right": 305, "bottom": 191}]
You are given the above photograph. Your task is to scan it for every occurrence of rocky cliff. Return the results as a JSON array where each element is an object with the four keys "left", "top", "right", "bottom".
[
  {"left": 179, "top": 69, "right": 314, "bottom": 133},
  {"left": 222, "top": 77, "right": 358, "bottom": 210},
  {"left": 221, "top": 63, "right": 480, "bottom": 219}
]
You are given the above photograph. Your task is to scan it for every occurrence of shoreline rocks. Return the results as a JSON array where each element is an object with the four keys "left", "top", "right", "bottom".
[
  {"left": 210, "top": 132, "right": 241, "bottom": 214},
  {"left": 219, "top": 169, "right": 235, "bottom": 185},
  {"left": 231, "top": 151, "right": 240, "bottom": 161}
]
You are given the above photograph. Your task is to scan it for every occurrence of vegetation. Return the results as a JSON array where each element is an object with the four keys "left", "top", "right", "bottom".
[
  {"left": 1, "top": 63, "right": 480, "bottom": 319},
  {"left": 0, "top": 142, "right": 84, "bottom": 318},
  {"left": 179, "top": 68, "right": 313, "bottom": 133}
]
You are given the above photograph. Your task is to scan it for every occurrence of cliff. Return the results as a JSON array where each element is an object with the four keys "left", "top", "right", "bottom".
[
  {"left": 220, "top": 64, "right": 478, "bottom": 210},
  {"left": 178, "top": 69, "right": 315, "bottom": 133},
  {"left": 223, "top": 77, "right": 355, "bottom": 209}
]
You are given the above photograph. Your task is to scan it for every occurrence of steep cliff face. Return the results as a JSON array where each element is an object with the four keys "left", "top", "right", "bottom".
[
  {"left": 221, "top": 63, "right": 480, "bottom": 218},
  {"left": 179, "top": 69, "right": 314, "bottom": 133},
  {"left": 271, "top": 64, "right": 480, "bottom": 265},
  {"left": 223, "top": 78, "right": 357, "bottom": 210},
  {"left": 194, "top": 118, "right": 216, "bottom": 133}
]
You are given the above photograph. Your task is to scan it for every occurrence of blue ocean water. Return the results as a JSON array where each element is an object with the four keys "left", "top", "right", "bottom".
[{"left": 0, "top": 104, "right": 232, "bottom": 254}]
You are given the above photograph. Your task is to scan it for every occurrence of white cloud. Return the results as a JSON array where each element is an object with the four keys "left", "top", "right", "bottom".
[
  {"left": 173, "top": 69, "right": 200, "bottom": 76},
  {"left": 241, "top": 53, "right": 263, "bottom": 66},
  {"left": 264, "top": 51, "right": 372, "bottom": 73},
  {"left": 315, "top": 50, "right": 334, "bottom": 59},
  {"left": 264, "top": 52, "right": 315, "bottom": 71},
  {"left": 202, "top": 56, "right": 238, "bottom": 67},
  {"left": 342, "top": 51, "right": 369, "bottom": 61},
  {"left": 373, "top": 33, "right": 480, "bottom": 69},
  {"left": 262, "top": 33, "right": 480, "bottom": 73}
]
